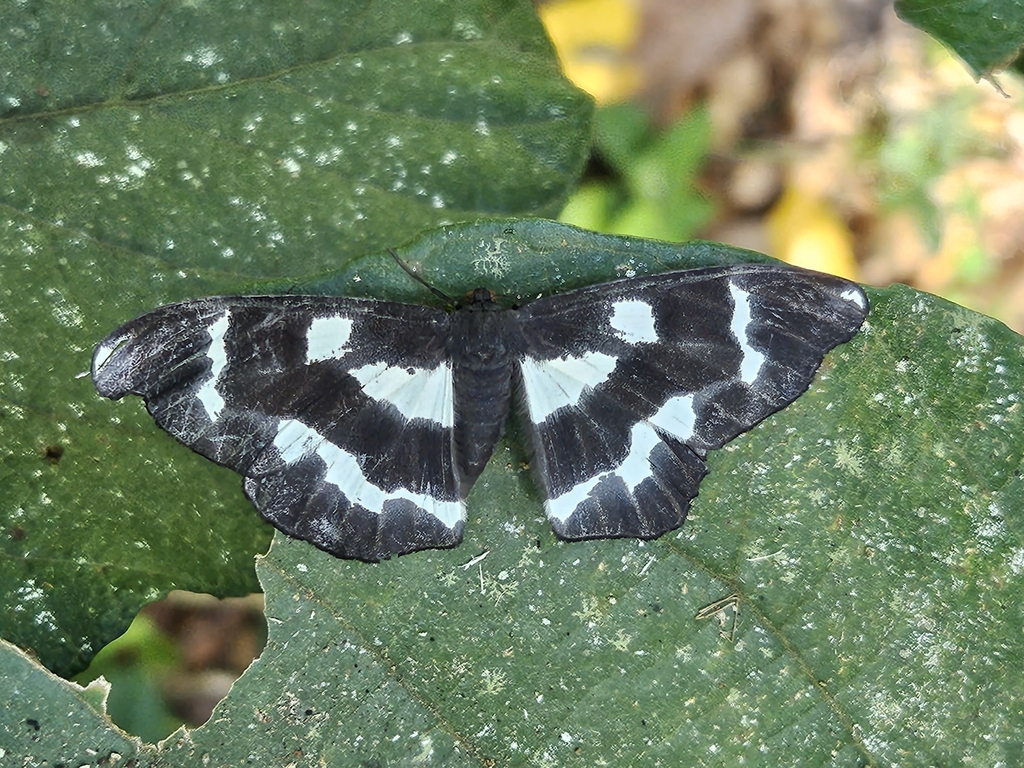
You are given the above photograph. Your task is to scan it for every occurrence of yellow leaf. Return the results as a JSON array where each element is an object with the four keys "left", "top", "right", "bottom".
[
  {"left": 538, "top": 0, "right": 641, "bottom": 104},
  {"left": 767, "top": 187, "right": 859, "bottom": 279}
]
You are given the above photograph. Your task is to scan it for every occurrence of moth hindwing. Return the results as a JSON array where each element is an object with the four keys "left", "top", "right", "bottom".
[{"left": 92, "top": 262, "right": 868, "bottom": 561}]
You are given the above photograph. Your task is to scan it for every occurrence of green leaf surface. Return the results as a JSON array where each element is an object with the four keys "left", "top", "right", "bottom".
[
  {"left": 4, "top": 221, "right": 1024, "bottom": 765},
  {"left": 0, "top": 639, "right": 142, "bottom": 765},
  {"left": 895, "top": 0, "right": 1024, "bottom": 78},
  {"left": 0, "top": 0, "right": 591, "bottom": 677}
]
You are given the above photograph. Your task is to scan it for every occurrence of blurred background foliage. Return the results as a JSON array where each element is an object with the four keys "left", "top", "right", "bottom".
[
  {"left": 75, "top": 0, "right": 1024, "bottom": 741},
  {"left": 542, "top": 0, "right": 1024, "bottom": 326}
]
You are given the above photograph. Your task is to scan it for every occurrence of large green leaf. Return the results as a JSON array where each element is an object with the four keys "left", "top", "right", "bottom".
[
  {"left": 895, "top": 0, "right": 1024, "bottom": 78},
  {"left": 0, "top": 0, "right": 591, "bottom": 677},
  {"left": 4, "top": 259, "right": 1024, "bottom": 764}
]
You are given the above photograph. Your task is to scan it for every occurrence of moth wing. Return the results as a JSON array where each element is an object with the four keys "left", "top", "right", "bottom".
[
  {"left": 513, "top": 264, "right": 868, "bottom": 541},
  {"left": 93, "top": 295, "right": 463, "bottom": 561}
]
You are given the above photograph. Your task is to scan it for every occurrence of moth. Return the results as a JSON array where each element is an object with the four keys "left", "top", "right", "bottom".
[{"left": 92, "top": 258, "right": 868, "bottom": 562}]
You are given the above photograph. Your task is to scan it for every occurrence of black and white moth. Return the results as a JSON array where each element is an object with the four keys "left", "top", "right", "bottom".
[{"left": 92, "top": 261, "right": 868, "bottom": 562}]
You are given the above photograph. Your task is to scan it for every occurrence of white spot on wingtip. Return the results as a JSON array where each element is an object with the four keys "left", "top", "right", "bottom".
[
  {"left": 728, "top": 282, "right": 766, "bottom": 385},
  {"left": 93, "top": 337, "right": 123, "bottom": 373},
  {"left": 841, "top": 286, "right": 868, "bottom": 310},
  {"left": 609, "top": 299, "right": 658, "bottom": 344},
  {"left": 195, "top": 311, "right": 230, "bottom": 419},
  {"left": 305, "top": 316, "right": 355, "bottom": 363}
]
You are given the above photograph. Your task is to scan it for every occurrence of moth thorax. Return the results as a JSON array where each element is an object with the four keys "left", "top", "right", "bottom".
[{"left": 450, "top": 311, "right": 515, "bottom": 491}]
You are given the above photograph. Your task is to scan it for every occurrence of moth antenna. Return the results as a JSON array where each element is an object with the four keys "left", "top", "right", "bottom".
[{"left": 388, "top": 248, "right": 457, "bottom": 306}]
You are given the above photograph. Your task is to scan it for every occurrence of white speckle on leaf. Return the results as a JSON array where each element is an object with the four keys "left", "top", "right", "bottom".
[
  {"left": 834, "top": 438, "right": 865, "bottom": 477},
  {"left": 1006, "top": 548, "right": 1024, "bottom": 576},
  {"left": 472, "top": 239, "right": 510, "bottom": 278},
  {"left": 16, "top": 581, "right": 44, "bottom": 604},
  {"left": 479, "top": 668, "right": 507, "bottom": 694},
  {"left": 610, "top": 629, "right": 633, "bottom": 651},
  {"left": 453, "top": 19, "right": 483, "bottom": 40},
  {"left": 243, "top": 114, "right": 264, "bottom": 133},
  {"left": 183, "top": 46, "right": 221, "bottom": 67},
  {"left": 45, "top": 288, "right": 83, "bottom": 328},
  {"left": 75, "top": 151, "right": 104, "bottom": 168},
  {"left": 314, "top": 147, "right": 344, "bottom": 166},
  {"left": 972, "top": 502, "right": 1005, "bottom": 552}
]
